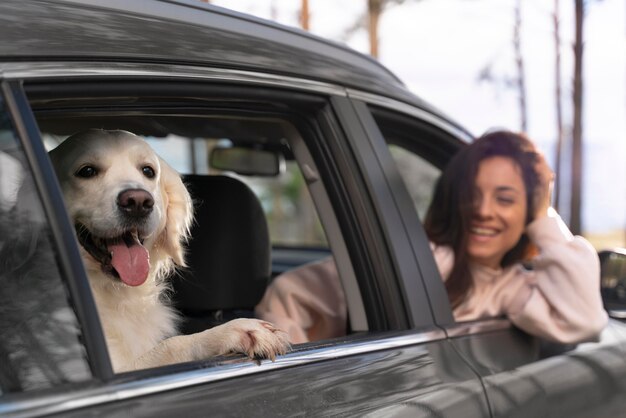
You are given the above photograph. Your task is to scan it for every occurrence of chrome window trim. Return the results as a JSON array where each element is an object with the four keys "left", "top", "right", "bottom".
[
  {"left": 0, "top": 330, "right": 445, "bottom": 417},
  {"left": 444, "top": 318, "right": 512, "bottom": 338},
  {"left": 0, "top": 62, "right": 346, "bottom": 97},
  {"left": 346, "top": 89, "right": 473, "bottom": 143}
]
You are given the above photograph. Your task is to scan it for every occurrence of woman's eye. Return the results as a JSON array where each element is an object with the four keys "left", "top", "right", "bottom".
[
  {"left": 142, "top": 166, "right": 156, "bottom": 178},
  {"left": 75, "top": 166, "right": 98, "bottom": 178},
  {"left": 497, "top": 196, "right": 515, "bottom": 205}
]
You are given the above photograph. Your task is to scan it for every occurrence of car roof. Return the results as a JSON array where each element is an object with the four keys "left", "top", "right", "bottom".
[{"left": 0, "top": 1, "right": 409, "bottom": 100}]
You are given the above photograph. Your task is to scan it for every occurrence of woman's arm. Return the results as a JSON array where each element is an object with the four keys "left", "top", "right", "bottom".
[
  {"left": 509, "top": 212, "right": 608, "bottom": 343},
  {"left": 255, "top": 257, "right": 347, "bottom": 344}
]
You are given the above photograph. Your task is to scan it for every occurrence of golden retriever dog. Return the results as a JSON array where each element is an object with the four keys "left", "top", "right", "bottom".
[{"left": 49, "top": 129, "right": 289, "bottom": 372}]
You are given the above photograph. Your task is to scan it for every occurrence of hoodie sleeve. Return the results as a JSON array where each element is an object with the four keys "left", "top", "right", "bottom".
[
  {"left": 430, "top": 242, "right": 455, "bottom": 281},
  {"left": 509, "top": 211, "right": 608, "bottom": 344},
  {"left": 255, "top": 257, "right": 346, "bottom": 344}
]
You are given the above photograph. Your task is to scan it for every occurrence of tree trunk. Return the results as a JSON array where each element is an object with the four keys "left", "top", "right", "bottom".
[
  {"left": 368, "top": 0, "right": 383, "bottom": 58},
  {"left": 571, "top": 0, "right": 584, "bottom": 234},
  {"left": 553, "top": 0, "right": 564, "bottom": 212},
  {"left": 514, "top": 0, "right": 528, "bottom": 132},
  {"left": 300, "top": 0, "right": 310, "bottom": 31}
]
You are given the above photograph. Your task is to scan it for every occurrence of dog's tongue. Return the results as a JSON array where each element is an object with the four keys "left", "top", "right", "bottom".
[{"left": 109, "top": 232, "right": 149, "bottom": 286}]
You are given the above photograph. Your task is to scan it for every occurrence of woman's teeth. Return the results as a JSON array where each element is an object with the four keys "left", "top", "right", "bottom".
[{"left": 471, "top": 227, "right": 498, "bottom": 236}]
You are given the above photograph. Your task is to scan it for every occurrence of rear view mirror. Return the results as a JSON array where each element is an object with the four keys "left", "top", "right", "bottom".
[
  {"left": 600, "top": 249, "right": 626, "bottom": 320},
  {"left": 209, "top": 146, "right": 283, "bottom": 177}
]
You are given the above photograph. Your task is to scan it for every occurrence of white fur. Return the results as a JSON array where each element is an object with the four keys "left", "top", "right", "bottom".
[{"left": 50, "top": 129, "right": 289, "bottom": 372}]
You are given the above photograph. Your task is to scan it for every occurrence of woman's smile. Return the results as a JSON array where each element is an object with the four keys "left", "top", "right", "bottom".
[{"left": 467, "top": 156, "right": 527, "bottom": 269}]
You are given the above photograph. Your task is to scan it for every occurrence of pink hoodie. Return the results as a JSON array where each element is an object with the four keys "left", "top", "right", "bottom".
[{"left": 256, "top": 213, "right": 607, "bottom": 344}]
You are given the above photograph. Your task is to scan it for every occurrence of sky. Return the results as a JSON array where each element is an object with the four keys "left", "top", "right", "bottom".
[{"left": 211, "top": 0, "right": 625, "bottom": 244}]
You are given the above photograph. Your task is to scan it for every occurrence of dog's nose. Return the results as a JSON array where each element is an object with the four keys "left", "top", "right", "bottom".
[{"left": 117, "top": 189, "right": 154, "bottom": 218}]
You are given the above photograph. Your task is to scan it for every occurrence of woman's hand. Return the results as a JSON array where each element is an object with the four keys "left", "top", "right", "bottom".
[{"left": 533, "top": 152, "right": 554, "bottom": 219}]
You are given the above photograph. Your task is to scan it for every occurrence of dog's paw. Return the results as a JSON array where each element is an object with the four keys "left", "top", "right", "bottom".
[{"left": 209, "top": 318, "right": 290, "bottom": 362}]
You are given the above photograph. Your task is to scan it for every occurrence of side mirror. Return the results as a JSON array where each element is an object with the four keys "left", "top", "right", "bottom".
[
  {"left": 600, "top": 248, "right": 626, "bottom": 320},
  {"left": 209, "top": 145, "right": 283, "bottom": 177}
]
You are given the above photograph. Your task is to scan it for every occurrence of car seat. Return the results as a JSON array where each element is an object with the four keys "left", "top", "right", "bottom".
[{"left": 173, "top": 174, "right": 271, "bottom": 335}]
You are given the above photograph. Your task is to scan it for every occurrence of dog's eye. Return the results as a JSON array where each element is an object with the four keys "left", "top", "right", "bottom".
[
  {"left": 142, "top": 166, "right": 156, "bottom": 179},
  {"left": 75, "top": 165, "right": 98, "bottom": 178}
]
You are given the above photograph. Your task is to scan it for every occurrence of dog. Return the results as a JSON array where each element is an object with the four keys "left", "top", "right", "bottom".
[{"left": 49, "top": 129, "right": 289, "bottom": 372}]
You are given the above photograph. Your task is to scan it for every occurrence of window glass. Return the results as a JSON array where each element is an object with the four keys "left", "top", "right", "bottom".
[
  {"left": 0, "top": 98, "right": 91, "bottom": 393},
  {"left": 388, "top": 144, "right": 440, "bottom": 220}
]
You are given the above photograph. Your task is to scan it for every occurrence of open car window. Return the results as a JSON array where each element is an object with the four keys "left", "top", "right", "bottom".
[{"left": 25, "top": 82, "right": 372, "bottom": 372}]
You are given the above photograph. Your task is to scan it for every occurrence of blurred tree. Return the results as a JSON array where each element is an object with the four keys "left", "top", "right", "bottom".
[
  {"left": 513, "top": 0, "right": 528, "bottom": 132},
  {"left": 300, "top": 0, "right": 309, "bottom": 31},
  {"left": 368, "top": 0, "right": 383, "bottom": 58},
  {"left": 343, "top": 0, "right": 410, "bottom": 58},
  {"left": 553, "top": 0, "right": 565, "bottom": 212},
  {"left": 478, "top": 1, "right": 528, "bottom": 133},
  {"left": 369, "top": 0, "right": 414, "bottom": 58},
  {"left": 570, "top": 0, "right": 584, "bottom": 234}
]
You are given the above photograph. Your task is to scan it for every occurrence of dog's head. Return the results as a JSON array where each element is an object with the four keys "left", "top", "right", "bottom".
[{"left": 49, "top": 129, "right": 193, "bottom": 287}]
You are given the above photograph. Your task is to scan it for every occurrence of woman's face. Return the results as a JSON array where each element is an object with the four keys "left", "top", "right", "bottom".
[{"left": 467, "top": 156, "right": 527, "bottom": 269}]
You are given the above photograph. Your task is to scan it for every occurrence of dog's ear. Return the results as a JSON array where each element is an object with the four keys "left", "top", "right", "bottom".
[{"left": 157, "top": 157, "right": 193, "bottom": 267}]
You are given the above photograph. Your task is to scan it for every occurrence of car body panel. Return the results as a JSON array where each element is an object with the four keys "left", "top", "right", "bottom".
[
  {"left": 24, "top": 339, "right": 490, "bottom": 418},
  {"left": 449, "top": 320, "right": 626, "bottom": 417},
  {"left": 1, "top": 330, "right": 492, "bottom": 417}
]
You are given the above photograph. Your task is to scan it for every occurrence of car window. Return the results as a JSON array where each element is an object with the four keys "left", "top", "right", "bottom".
[
  {"left": 28, "top": 84, "right": 368, "bottom": 371},
  {"left": 0, "top": 97, "right": 91, "bottom": 394}
]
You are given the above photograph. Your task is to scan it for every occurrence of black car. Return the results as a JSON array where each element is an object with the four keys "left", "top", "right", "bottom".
[{"left": 1, "top": 1, "right": 626, "bottom": 417}]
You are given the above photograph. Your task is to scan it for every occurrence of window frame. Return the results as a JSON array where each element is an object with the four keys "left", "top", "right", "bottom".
[
  {"left": 1, "top": 80, "right": 113, "bottom": 380},
  {"left": 21, "top": 76, "right": 434, "bottom": 340},
  {"left": 348, "top": 98, "right": 467, "bottom": 328}
]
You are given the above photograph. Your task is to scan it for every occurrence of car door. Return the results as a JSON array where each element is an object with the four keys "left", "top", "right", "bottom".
[
  {"left": 0, "top": 81, "right": 111, "bottom": 411},
  {"left": 352, "top": 96, "right": 626, "bottom": 417},
  {"left": 0, "top": 68, "right": 494, "bottom": 417}
]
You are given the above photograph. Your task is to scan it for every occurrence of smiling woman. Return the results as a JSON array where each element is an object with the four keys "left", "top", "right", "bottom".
[
  {"left": 424, "top": 130, "right": 608, "bottom": 343},
  {"left": 257, "top": 129, "right": 609, "bottom": 345}
]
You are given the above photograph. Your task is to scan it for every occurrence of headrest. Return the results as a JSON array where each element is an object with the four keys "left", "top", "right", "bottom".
[{"left": 174, "top": 175, "right": 270, "bottom": 312}]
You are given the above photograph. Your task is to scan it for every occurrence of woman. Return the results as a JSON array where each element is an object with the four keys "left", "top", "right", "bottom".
[
  {"left": 256, "top": 130, "right": 607, "bottom": 344},
  {"left": 424, "top": 130, "right": 607, "bottom": 343}
]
